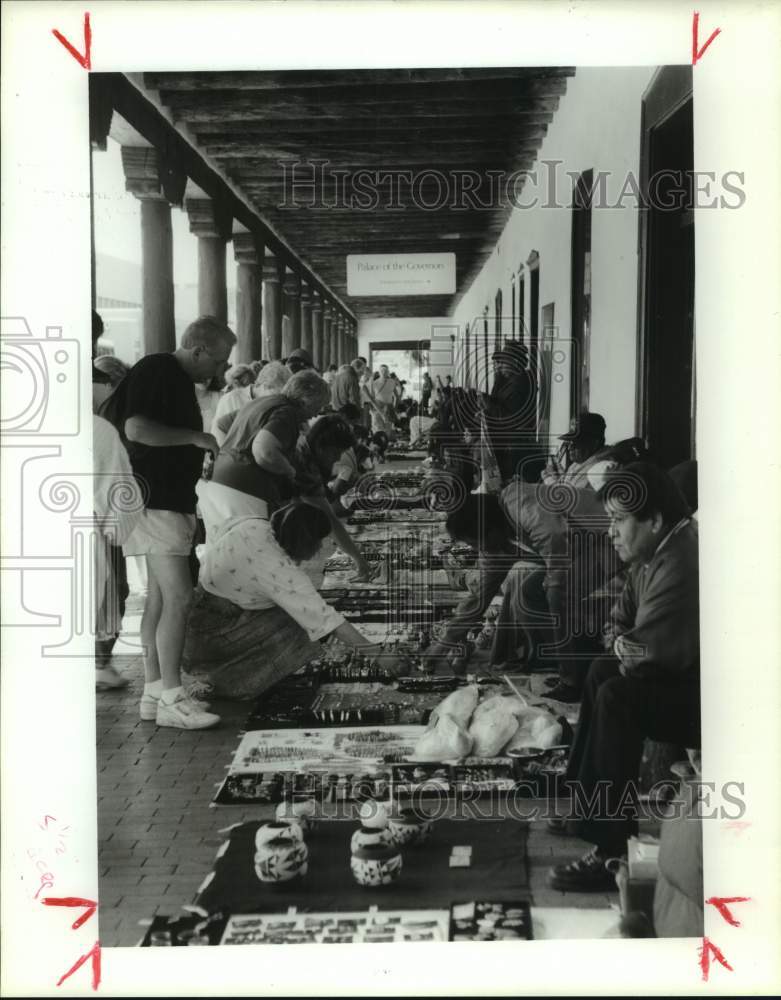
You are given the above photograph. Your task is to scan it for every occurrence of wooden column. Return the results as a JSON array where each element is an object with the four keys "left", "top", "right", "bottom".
[
  {"left": 321, "top": 303, "right": 332, "bottom": 370},
  {"left": 282, "top": 268, "right": 300, "bottom": 357},
  {"left": 262, "top": 250, "right": 281, "bottom": 360},
  {"left": 300, "top": 281, "right": 313, "bottom": 358},
  {"left": 233, "top": 229, "right": 263, "bottom": 363},
  {"left": 333, "top": 309, "right": 341, "bottom": 369},
  {"left": 337, "top": 315, "right": 346, "bottom": 367},
  {"left": 349, "top": 320, "right": 357, "bottom": 362},
  {"left": 333, "top": 314, "right": 341, "bottom": 367},
  {"left": 335, "top": 314, "right": 344, "bottom": 367},
  {"left": 185, "top": 196, "right": 232, "bottom": 322},
  {"left": 311, "top": 291, "right": 323, "bottom": 371},
  {"left": 121, "top": 146, "right": 185, "bottom": 355},
  {"left": 345, "top": 318, "right": 352, "bottom": 365}
]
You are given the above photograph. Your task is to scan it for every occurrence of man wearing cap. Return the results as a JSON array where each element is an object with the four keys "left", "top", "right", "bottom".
[
  {"left": 286, "top": 347, "right": 314, "bottom": 376},
  {"left": 542, "top": 411, "right": 609, "bottom": 488},
  {"left": 486, "top": 341, "right": 537, "bottom": 482}
]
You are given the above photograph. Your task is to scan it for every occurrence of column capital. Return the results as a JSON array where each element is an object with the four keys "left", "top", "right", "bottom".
[
  {"left": 262, "top": 250, "right": 279, "bottom": 283},
  {"left": 311, "top": 289, "right": 322, "bottom": 314},
  {"left": 233, "top": 229, "right": 262, "bottom": 266},
  {"left": 322, "top": 300, "right": 331, "bottom": 320},
  {"left": 121, "top": 146, "right": 186, "bottom": 204},
  {"left": 283, "top": 268, "right": 300, "bottom": 298},
  {"left": 185, "top": 196, "right": 233, "bottom": 241},
  {"left": 300, "top": 280, "right": 311, "bottom": 305}
]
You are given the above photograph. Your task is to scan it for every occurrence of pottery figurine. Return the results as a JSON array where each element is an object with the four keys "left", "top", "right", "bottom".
[
  {"left": 351, "top": 824, "right": 394, "bottom": 852},
  {"left": 256, "top": 820, "right": 304, "bottom": 849},
  {"left": 350, "top": 844, "right": 402, "bottom": 887},
  {"left": 387, "top": 807, "right": 432, "bottom": 846},
  {"left": 254, "top": 835, "right": 308, "bottom": 883}
]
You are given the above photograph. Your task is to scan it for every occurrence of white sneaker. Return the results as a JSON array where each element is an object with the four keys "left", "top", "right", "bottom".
[
  {"left": 140, "top": 689, "right": 212, "bottom": 721},
  {"left": 155, "top": 691, "right": 220, "bottom": 730}
]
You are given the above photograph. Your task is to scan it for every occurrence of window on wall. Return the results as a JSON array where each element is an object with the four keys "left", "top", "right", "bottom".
[
  {"left": 510, "top": 275, "right": 516, "bottom": 339},
  {"left": 571, "top": 169, "right": 593, "bottom": 417},
  {"left": 539, "top": 302, "right": 556, "bottom": 440},
  {"left": 527, "top": 251, "right": 540, "bottom": 438},
  {"left": 483, "top": 306, "right": 489, "bottom": 388},
  {"left": 518, "top": 270, "right": 526, "bottom": 340},
  {"left": 494, "top": 289, "right": 503, "bottom": 354},
  {"left": 527, "top": 251, "right": 539, "bottom": 350}
]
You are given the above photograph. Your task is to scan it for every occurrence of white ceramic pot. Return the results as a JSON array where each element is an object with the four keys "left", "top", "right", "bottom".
[
  {"left": 254, "top": 835, "right": 309, "bottom": 883},
  {"left": 350, "top": 844, "right": 402, "bottom": 887},
  {"left": 256, "top": 820, "right": 304, "bottom": 849},
  {"left": 351, "top": 824, "right": 394, "bottom": 852},
  {"left": 387, "top": 808, "right": 432, "bottom": 846}
]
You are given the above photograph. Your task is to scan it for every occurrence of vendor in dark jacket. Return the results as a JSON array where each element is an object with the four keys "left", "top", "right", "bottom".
[
  {"left": 486, "top": 340, "right": 537, "bottom": 482},
  {"left": 548, "top": 461, "right": 700, "bottom": 892}
]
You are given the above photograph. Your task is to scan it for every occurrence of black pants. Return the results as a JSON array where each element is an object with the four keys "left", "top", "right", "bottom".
[{"left": 565, "top": 656, "right": 701, "bottom": 853}]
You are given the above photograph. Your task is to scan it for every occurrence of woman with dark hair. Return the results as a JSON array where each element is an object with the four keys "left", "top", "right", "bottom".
[
  {"left": 421, "top": 493, "right": 521, "bottom": 674},
  {"left": 183, "top": 499, "right": 406, "bottom": 698},
  {"left": 329, "top": 407, "right": 375, "bottom": 501}
]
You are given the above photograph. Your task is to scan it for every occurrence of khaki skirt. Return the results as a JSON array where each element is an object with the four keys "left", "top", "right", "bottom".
[{"left": 182, "top": 585, "right": 322, "bottom": 700}]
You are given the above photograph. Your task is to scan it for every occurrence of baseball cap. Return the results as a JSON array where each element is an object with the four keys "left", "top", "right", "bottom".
[{"left": 559, "top": 411, "right": 607, "bottom": 441}]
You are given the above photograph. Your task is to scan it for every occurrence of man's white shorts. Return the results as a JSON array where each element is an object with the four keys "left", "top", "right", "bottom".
[{"left": 122, "top": 509, "right": 197, "bottom": 557}]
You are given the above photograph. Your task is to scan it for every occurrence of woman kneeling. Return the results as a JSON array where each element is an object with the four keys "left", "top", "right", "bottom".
[{"left": 183, "top": 500, "right": 404, "bottom": 699}]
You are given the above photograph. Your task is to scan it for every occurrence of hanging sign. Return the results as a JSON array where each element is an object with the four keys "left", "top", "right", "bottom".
[{"left": 347, "top": 253, "right": 456, "bottom": 296}]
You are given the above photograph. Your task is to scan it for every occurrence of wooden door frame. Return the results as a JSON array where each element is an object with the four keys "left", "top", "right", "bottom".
[{"left": 635, "top": 65, "right": 694, "bottom": 439}]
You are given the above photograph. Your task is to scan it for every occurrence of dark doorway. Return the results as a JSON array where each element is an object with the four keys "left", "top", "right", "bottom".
[
  {"left": 637, "top": 67, "right": 695, "bottom": 467},
  {"left": 518, "top": 271, "right": 526, "bottom": 338},
  {"left": 571, "top": 169, "right": 593, "bottom": 415},
  {"left": 539, "top": 302, "right": 556, "bottom": 441}
]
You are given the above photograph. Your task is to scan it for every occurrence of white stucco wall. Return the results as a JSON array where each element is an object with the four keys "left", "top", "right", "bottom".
[{"left": 449, "top": 65, "right": 657, "bottom": 441}]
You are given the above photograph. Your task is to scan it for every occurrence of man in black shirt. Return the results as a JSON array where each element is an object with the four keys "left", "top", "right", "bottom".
[{"left": 120, "top": 316, "right": 236, "bottom": 729}]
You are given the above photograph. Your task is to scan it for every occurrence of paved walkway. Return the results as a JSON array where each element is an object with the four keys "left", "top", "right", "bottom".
[{"left": 97, "top": 601, "right": 618, "bottom": 948}]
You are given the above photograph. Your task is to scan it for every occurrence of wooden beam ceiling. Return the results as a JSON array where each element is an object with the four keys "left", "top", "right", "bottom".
[{"left": 144, "top": 67, "right": 575, "bottom": 318}]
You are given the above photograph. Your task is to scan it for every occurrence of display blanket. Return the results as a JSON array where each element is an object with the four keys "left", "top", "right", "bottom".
[{"left": 195, "top": 817, "right": 530, "bottom": 915}]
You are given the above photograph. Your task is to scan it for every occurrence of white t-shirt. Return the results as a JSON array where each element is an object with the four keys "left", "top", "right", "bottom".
[
  {"left": 193, "top": 383, "right": 221, "bottom": 433},
  {"left": 211, "top": 385, "right": 255, "bottom": 444},
  {"left": 198, "top": 515, "right": 345, "bottom": 642},
  {"left": 92, "top": 415, "right": 143, "bottom": 545}
]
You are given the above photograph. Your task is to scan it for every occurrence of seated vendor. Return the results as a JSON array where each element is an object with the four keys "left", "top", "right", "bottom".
[
  {"left": 420, "top": 494, "right": 522, "bottom": 673},
  {"left": 547, "top": 462, "right": 699, "bottom": 892},
  {"left": 183, "top": 499, "right": 408, "bottom": 699},
  {"left": 541, "top": 411, "right": 609, "bottom": 488}
]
